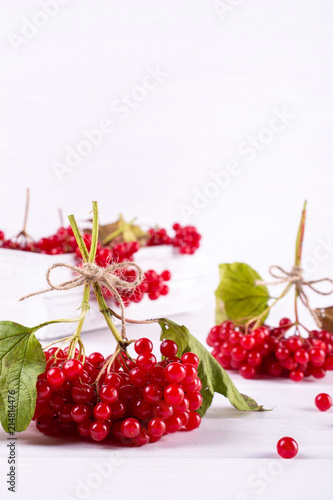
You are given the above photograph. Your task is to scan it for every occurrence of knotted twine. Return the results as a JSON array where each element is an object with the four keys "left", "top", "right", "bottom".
[
  {"left": 256, "top": 265, "right": 333, "bottom": 328},
  {"left": 20, "top": 261, "right": 144, "bottom": 340}
]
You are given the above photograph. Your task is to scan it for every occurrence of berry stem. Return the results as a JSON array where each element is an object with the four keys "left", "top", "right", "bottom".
[
  {"left": 68, "top": 202, "right": 124, "bottom": 347},
  {"left": 294, "top": 201, "right": 307, "bottom": 332},
  {"left": 22, "top": 188, "right": 30, "bottom": 234}
]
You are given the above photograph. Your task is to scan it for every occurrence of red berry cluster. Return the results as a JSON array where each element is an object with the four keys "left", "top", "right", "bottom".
[
  {"left": 207, "top": 319, "right": 333, "bottom": 382},
  {"left": 147, "top": 223, "right": 201, "bottom": 255},
  {"left": 0, "top": 226, "right": 77, "bottom": 254},
  {"left": 34, "top": 339, "right": 202, "bottom": 446}
]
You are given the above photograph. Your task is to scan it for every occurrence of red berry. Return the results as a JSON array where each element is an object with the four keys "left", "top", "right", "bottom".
[
  {"left": 100, "top": 385, "right": 118, "bottom": 404},
  {"left": 294, "top": 349, "right": 309, "bottom": 365},
  {"left": 161, "top": 270, "right": 171, "bottom": 281},
  {"left": 186, "top": 391, "right": 203, "bottom": 410},
  {"left": 148, "top": 418, "right": 166, "bottom": 437},
  {"left": 309, "top": 347, "right": 326, "bottom": 367},
  {"left": 136, "top": 352, "right": 156, "bottom": 371},
  {"left": 247, "top": 351, "right": 262, "bottom": 367},
  {"left": 103, "top": 372, "right": 122, "bottom": 388},
  {"left": 279, "top": 318, "right": 292, "bottom": 329},
  {"left": 94, "top": 402, "right": 112, "bottom": 421},
  {"left": 276, "top": 437, "right": 298, "bottom": 459},
  {"left": 239, "top": 365, "right": 256, "bottom": 379},
  {"left": 286, "top": 337, "right": 303, "bottom": 352},
  {"left": 315, "top": 393, "right": 332, "bottom": 411},
  {"left": 88, "top": 352, "right": 105, "bottom": 367},
  {"left": 71, "top": 383, "right": 94, "bottom": 403},
  {"left": 134, "top": 338, "right": 153, "bottom": 354},
  {"left": 77, "top": 419, "right": 93, "bottom": 437},
  {"left": 289, "top": 370, "right": 304, "bottom": 382},
  {"left": 129, "top": 367, "right": 149, "bottom": 387},
  {"left": 240, "top": 335, "right": 256, "bottom": 350},
  {"left": 37, "top": 380, "right": 52, "bottom": 399},
  {"left": 165, "top": 415, "right": 182, "bottom": 433},
  {"left": 160, "top": 340, "right": 178, "bottom": 358},
  {"left": 121, "top": 418, "right": 140, "bottom": 438},
  {"left": 165, "top": 363, "right": 186, "bottom": 383},
  {"left": 181, "top": 352, "right": 199, "bottom": 368},
  {"left": 184, "top": 412, "right": 201, "bottom": 431},
  {"left": 164, "top": 384, "right": 185, "bottom": 406},
  {"left": 71, "top": 404, "right": 90, "bottom": 423},
  {"left": 63, "top": 359, "right": 83, "bottom": 380},
  {"left": 90, "top": 421, "right": 109, "bottom": 441},
  {"left": 47, "top": 367, "right": 65, "bottom": 388},
  {"left": 143, "top": 384, "right": 162, "bottom": 404}
]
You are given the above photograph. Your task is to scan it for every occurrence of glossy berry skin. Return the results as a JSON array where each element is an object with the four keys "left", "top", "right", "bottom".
[
  {"left": 165, "top": 363, "right": 186, "bottom": 383},
  {"left": 90, "top": 421, "right": 109, "bottom": 441},
  {"left": 184, "top": 412, "right": 201, "bottom": 431},
  {"left": 134, "top": 338, "right": 153, "bottom": 354},
  {"left": 47, "top": 367, "right": 65, "bottom": 388},
  {"left": 279, "top": 318, "right": 292, "bottom": 329},
  {"left": 71, "top": 404, "right": 90, "bottom": 423},
  {"left": 148, "top": 418, "right": 166, "bottom": 437},
  {"left": 143, "top": 384, "right": 162, "bottom": 404},
  {"left": 129, "top": 367, "right": 149, "bottom": 388},
  {"left": 136, "top": 353, "right": 156, "bottom": 371},
  {"left": 94, "top": 402, "right": 112, "bottom": 421},
  {"left": 100, "top": 386, "right": 118, "bottom": 404},
  {"left": 187, "top": 391, "right": 203, "bottom": 411},
  {"left": 37, "top": 380, "right": 52, "bottom": 399},
  {"left": 72, "top": 383, "right": 94, "bottom": 403},
  {"left": 88, "top": 352, "right": 105, "bottom": 367},
  {"left": 289, "top": 370, "right": 304, "bottom": 382},
  {"left": 121, "top": 418, "right": 140, "bottom": 438},
  {"left": 181, "top": 353, "right": 199, "bottom": 368},
  {"left": 63, "top": 359, "right": 83, "bottom": 380},
  {"left": 104, "top": 373, "right": 122, "bottom": 388},
  {"left": 160, "top": 340, "right": 178, "bottom": 358},
  {"left": 239, "top": 365, "right": 256, "bottom": 379},
  {"left": 315, "top": 393, "right": 332, "bottom": 411},
  {"left": 276, "top": 437, "right": 298, "bottom": 459},
  {"left": 164, "top": 384, "right": 185, "bottom": 406},
  {"left": 77, "top": 420, "right": 93, "bottom": 437}
]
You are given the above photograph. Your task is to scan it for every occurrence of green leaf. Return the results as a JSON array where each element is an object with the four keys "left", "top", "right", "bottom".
[
  {"left": 215, "top": 263, "right": 269, "bottom": 324},
  {"left": 159, "top": 318, "right": 264, "bottom": 416},
  {"left": 0, "top": 321, "right": 45, "bottom": 433}
]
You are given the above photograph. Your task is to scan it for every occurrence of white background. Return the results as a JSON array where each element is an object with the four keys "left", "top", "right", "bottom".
[{"left": 1, "top": 1, "right": 333, "bottom": 499}]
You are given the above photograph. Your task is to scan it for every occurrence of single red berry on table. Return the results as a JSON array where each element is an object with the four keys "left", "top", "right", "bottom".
[
  {"left": 276, "top": 437, "right": 298, "bottom": 459},
  {"left": 315, "top": 393, "right": 332, "bottom": 411}
]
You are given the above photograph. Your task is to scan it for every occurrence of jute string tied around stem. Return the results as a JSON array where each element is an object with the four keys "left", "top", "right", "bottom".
[
  {"left": 20, "top": 261, "right": 144, "bottom": 340},
  {"left": 256, "top": 265, "right": 333, "bottom": 328}
]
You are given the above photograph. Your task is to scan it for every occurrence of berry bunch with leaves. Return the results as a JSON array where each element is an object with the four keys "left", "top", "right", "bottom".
[
  {"left": 208, "top": 202, "right": 333, "bottom": 382},
  {"left": 0, "top": 202, "right": 263, "bottom": 446}
]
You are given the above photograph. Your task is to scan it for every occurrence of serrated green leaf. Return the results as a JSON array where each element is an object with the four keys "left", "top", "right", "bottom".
[
  {"left": 159, "top": 318, "right": 264, "bottom": 416},
  {"left": 0, "top": 321, "right": 45, "bottom": 433},
  {"left": 215, "top": 263, "right": 269, "bottom": 324}
]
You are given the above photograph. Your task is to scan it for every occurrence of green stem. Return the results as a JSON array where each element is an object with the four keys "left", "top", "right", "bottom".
[
  {"left": 68, "top": 202, "right": 124, "bottom": 346},
  {"left": 248, "top": 283, "right": 292, "bottom": 331}
]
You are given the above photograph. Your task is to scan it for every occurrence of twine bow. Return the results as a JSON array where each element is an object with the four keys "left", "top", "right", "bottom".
[
  {"left": 20, "top": 261, "right": 144, "bottom": 339},
  {"left": 256, "top": 265, "right": 333, "bottom": 328}
]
